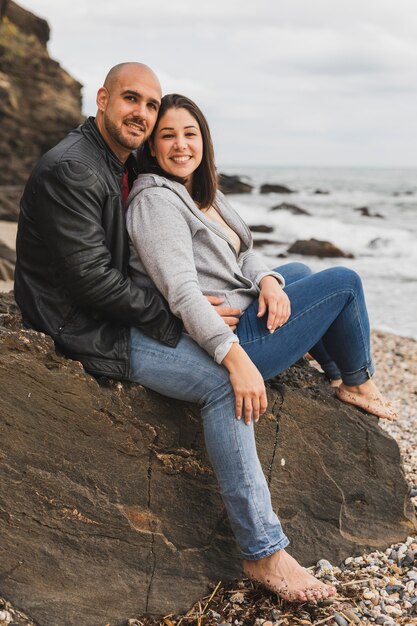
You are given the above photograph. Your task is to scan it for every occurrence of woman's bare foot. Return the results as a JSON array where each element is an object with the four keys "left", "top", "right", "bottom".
[
  {"left": 336, "top": 379, "right": 397, "bottom": 420},
  {"left": 329, "top": 378, "right": 342, "bottom": 388},
  {"left": 243, "top": 549, "right": 337, "bottom": 603}
]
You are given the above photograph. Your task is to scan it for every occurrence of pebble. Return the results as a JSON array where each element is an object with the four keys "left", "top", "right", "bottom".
[
  {"left": 0, "top": 611, "right": 12, "bottom": 625},
  {"left": 384, "top": 605, "right": 402, "bottom": 617},
  {"left": 333, "top": 614, "right": 349, "bottom": 626},
  {"left": 340, "top": 608, "right": 360, "bottom": 623},
  {"left": 315, "top": 559, "right": 333, "bottom": 575}
]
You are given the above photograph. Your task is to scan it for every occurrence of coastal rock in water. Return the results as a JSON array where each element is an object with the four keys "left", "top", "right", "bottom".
[
  {"left": 269, "top": 202, "right": 310, "bottom": 216},
  {"left": 313, "top": 189, "right": 330, "bottom": 195},
  {"left": 0, "top": 1, "right": 83, "bottom": 186},
  {"left": 218, "top": 173, "right": 253, "bottom": 194},
  {"left": 260, "top": 183, "right": 294, "bottom": 194},
  {"left": 0, "top": 292, "right": 415, "bottom": 625},
  {"left": 249, "top": 224, "right": 274, "bottom": 233},
  {"left": 252, "top": 238, "right": 281, "bottom": 248},
  {"left": 287, "top": 238, "right": 354, "bottom": 259},
  {"left": 0, "top": 241, "right": 15, "bottom": 280},
  {"left": 0, "top": 186, "right": 23, "bottom": 222},
  {"left": 355, "top": 206, "right": 384, "bottom": 219}
]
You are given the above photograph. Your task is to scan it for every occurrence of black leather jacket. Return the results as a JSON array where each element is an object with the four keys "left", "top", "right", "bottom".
[{"left": 15, "top": 117, "right": 182, "bottom": 379}]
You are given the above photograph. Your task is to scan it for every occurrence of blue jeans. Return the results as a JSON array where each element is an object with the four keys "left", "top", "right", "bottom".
[
  {"left": 129, "top": 263, "right": 374, "bottom": 559},
  {"left": 238, "top": 263, "right": 374, "bottom": 386}
]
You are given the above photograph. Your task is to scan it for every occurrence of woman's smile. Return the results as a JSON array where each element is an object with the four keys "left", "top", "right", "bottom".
[{"left": 152, "top": 107, "right": 203, "bottom": 190}]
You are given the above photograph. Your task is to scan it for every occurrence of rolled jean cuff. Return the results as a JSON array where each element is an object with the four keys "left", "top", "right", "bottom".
[
  {"left": 240, "top": 535, "right": 290, "bottom": 561},
  {"left": 341, "top": 360, "right": 375, "bottom": 386}
]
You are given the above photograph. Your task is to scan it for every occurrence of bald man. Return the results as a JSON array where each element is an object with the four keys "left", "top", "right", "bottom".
[
  {"left": 15, "top": 63, "right": 183, "bottom": 377},
  {"left": 15, "top": 63, "right": 335, "bottom": 602}
]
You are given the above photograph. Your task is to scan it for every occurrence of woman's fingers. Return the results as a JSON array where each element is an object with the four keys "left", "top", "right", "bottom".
[
  {"left": 235, "top": 394, "right": 243, "bottom": 420},
  {"left": 267, "top": 296, "right": 291, "bottom": 331}
]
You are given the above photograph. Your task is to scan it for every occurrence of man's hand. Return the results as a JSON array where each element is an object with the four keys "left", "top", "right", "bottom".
[
  {"left": 206, "top": 295, "right": 241, "bottom": 330},
  {"left": 258, "top": 276, "right": 291, "bottom": 331}
]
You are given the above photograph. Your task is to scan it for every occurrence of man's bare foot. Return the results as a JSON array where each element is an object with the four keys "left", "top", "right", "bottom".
[
  {"left": 336, "top": 379, "right": 397, "bottom": 420},
  {"left": 243, "top": 549, "right": 337, "bottom": 603}
]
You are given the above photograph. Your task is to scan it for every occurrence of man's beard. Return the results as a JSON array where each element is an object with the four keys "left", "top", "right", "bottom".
[{"left": 104, "top": 114, "right": 147, "bottom": 151}]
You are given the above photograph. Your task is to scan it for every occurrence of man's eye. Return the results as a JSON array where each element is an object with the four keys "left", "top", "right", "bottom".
[
  {"left": 125, "top": 96, "right": 136, "bottom": 102},
  {"left": 148, "top": 102, "right": 158, "bottom": 110}
]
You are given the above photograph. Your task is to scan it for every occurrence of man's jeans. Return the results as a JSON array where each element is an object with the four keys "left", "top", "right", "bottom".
[{"left": 129, "top": 263, "right": 374, "bottom": 559}]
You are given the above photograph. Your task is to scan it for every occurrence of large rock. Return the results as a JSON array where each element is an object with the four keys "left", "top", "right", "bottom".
[
  {"left": 218, "top": 173, "right": 253, "bottom": 194},
  {"left": 260, "top": 183, "right": 294, "bottom": 194},
  {"left": 287, "top": 238, "right": 354, "bottom": 259},
  {"left": 0, "top": 186, "right": 22, "bottom": 221},
  {"left": 0, "top": 2, "right": 83, "bottom": 186},
  {"left": 0, "top": 292, "right": 415, "bottom": 625},
  {"left": 270, "top": 202, "right": 310, "bottom": 216}
]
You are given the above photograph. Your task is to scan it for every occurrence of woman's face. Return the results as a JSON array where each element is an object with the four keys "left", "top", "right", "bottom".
[{"left": 151, "top": 107, "right": 203, "bottom": 190}]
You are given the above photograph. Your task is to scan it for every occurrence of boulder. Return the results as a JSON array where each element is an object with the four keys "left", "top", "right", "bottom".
[
  {"left": 270, "top": 202, "right": 310, "bottom": 216},
  {"left": 354, "top": 206, "right": 384, "bottom": 219},
  {"left": 0, "top": 186, "right": 22, "bottom": 221},
  {"left": 313, "top": 189, "right": 330, "bottom": 195},
  {"left": 218, "top": 174, "right": 253, "bottom": 194},
  {"left": 0, "top": 292, "right": 415, "bottom": 625},
  {"left": 0, "top": 2, "right": 83, "bottom": 186},
  {"left": 249, "top": 224, "right": 274, "bottom": 233},
  {"left": 287, "top": 239, "right": 354, "bottom": 259},
  {"left": 252, "top": 238, "right": 280, "bottom": 248},
  {"left": 260, "top": 183, "right": 294, "bottom": 194}
]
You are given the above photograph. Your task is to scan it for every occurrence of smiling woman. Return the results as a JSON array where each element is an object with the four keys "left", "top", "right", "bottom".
[
  {"left": 150, "top": 108, "right": 203, "bottom": 189},
  {"left": 125, "top": 92, "right": 397, "bottom": 603}
]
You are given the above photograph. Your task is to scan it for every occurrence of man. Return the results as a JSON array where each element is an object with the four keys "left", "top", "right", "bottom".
[{"left": 15, "top": 62, "right": 335, "bottom": 602}]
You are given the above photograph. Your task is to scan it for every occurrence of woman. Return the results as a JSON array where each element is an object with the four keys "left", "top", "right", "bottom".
[{"left": 126, "top": 94, "right": 396, "bottom": 602}]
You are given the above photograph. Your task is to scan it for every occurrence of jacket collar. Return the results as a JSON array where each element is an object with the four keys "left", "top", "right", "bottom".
[{"left": 82, "top": 117, "right": 138, "bottom": 179}]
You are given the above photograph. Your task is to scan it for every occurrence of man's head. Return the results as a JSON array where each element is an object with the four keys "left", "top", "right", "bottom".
[{"left": 95, "top": 62, "right": 162, "bottom": 163}]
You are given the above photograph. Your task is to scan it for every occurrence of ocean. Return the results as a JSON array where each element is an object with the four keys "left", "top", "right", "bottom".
[{"left": 219, "top": 166, "right": 417, "bottom": 340}]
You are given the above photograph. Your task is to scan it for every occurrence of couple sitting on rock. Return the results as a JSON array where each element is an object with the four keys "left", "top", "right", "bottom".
[{"left": 15, "top": 62, "right": 397, "bottom": 603}]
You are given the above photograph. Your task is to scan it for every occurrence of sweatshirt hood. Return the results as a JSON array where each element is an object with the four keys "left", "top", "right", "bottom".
[{"left": 127, "top": 173, "right": 187, "bottom": 206}]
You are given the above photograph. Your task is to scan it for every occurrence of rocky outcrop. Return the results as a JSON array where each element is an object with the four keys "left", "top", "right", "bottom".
[
  {"left": 0, "top": 292, "right": 415, "bottom": 626},
  {"left": 260, "top": 183, "right": 294, "bottom": 194},
  {"left": 313, "top": 189, "right": 330, "bottom": 195},
  {"left": 0, "top": 241, "right": 15, "bottom": 280},
  {"left": 270, "top": 202, "right": 310, "bottom": 216},
  {"left": 0, "top": 185, "right": 22, "bottom": 221},
  {"left": 287, "top": 239, "right": 354, "bottom": 259},
  {"left": 0, "top": 1, "right": 83, "bottom": 187},
  {"left": 218, "top": 173, "right": 253, "bottom": 194}
]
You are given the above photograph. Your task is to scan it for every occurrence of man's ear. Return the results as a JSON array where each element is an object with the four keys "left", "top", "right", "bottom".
[{"left": 96, "top": 87, "right": 109, "bottom": 112}]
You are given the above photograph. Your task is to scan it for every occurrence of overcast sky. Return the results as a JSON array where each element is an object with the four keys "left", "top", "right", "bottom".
[{"left": 19, "top": 0, "right": 417, "bottom": 167}]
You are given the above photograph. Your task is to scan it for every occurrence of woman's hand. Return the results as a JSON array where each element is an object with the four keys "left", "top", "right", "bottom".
[
  {"left": 222, "top": 343, "right": 267, "bottom": 424},
  {"left": 258, "top": 275, "right": 291, "bottom": 331}
]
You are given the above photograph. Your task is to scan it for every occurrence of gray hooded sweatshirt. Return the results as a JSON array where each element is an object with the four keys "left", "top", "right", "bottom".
[{"left": 126, "top": 174, "right": 284, "bottom": 363}]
